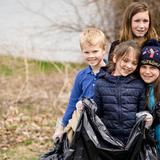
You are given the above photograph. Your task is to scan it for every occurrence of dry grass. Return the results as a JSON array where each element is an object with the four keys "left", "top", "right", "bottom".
[{"left": 0, "top": 55, "right": 85, "bottom": 160}]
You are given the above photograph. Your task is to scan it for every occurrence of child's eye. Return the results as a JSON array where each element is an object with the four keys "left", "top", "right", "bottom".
[
  {"left": 141, "top": 65, "right": 147, "bottom": 69},
  {"left": 122, "top": 59, "right": 128, "bottom": 63},
  {"left": 132, "top": 62, "right": 138, "bottom": 66},
  {"left": 134, "top": 19, "right": 140, "bottom": 22},
  {"left": 150, "top": 66, "right": 157, "bottom": 70},
  {"left": 143, "top": 19, "right": 149, "bottom": 23},
  {"left": 84, "top": 51, "right": 89, "bottom": 54},
  {"left": 93, "top": 50, "right": 98, "bottom": 53}
]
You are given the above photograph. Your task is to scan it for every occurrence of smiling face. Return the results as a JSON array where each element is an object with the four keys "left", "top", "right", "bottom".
[
  {"left": 113, "top": 47, "right": 138, "bottom": 76},
  {"left": 82, "top": 43, "right": 106, "bottom": 70},
  {"left": 131, "top": 11, "right": 150, "bottom": 38},
  {"left": 140, "top": 64, "right": 160, "bottom": 83}
]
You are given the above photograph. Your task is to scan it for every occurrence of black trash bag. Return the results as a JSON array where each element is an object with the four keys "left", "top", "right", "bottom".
[
  {"left": 138, "top": 143, "right": 157, "bottom": 160},
  {"left": 40, "top": 98, "right": 158, "bottom": 160},
  {"left": 138, "top": 130, "right": 157, "bottom": 160},
  {"left": 40, "top": 133, "right": 69, "bottom": 160},
  {"left": 66, "top": 98, "right": 145, "bottom": 160}
]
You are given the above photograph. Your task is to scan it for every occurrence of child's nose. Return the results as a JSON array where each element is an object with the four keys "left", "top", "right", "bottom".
[
  {"left": 127, "top": 63, "right": 132, "bottom": 68},
  {"left": 144, "top": 68, "right": 150, "bottom": 74},
  {"left": 139, "top": 21, "right": 145, "bottom": 28},
  {"left": 88, "top": 53, "right": 94, "bottom": 57}
]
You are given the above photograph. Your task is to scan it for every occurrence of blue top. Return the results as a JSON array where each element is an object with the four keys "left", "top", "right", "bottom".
[{"left": 62, "top": 65, "right": 105, "bottom": 126}]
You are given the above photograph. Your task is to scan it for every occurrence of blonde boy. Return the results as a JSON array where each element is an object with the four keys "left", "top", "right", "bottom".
[{"left": 53, "top": 27, "right": 108, "bottom": 140}]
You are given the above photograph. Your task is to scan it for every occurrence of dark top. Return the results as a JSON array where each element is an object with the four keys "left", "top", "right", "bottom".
[{"left": 94, "top": 70, "right": 146, "bottom": 144}]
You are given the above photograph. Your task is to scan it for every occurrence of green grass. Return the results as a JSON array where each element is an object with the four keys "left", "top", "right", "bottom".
[
  {"left": 0, "top": 55, "right": 85, "bottom": 76},
  {"left": 34, "top": 60, "right": 85, "bottom": 73},
  {"left": 35, "top": 61, "right": 66, "bottom": 72},
  {"left": 0, "top": 65, "right": 13, "bottom": 76},
  {"left": 22, "top": 139, "right": 33, "bottom": 146}
]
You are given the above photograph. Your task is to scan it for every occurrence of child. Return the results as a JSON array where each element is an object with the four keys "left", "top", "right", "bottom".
[
  {"left": 94, "top": 40, "right": 146, "bottom": 144},
  {"left": 139, "top": 39, "right": 160, "bottom": 158},
  {"left": 53, "top": 27, "right": 108, "bottom": 140},
  {"left": 109, "top": 2, "right": 159, "bottom": 58}
]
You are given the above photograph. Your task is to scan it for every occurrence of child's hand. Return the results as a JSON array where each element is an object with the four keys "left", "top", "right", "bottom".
[
  {"left": 136, "top": 111, "right": 153, "bottom": 129},
  {"left": 144, "top": 112, "right": 153, "bottom": 129},
  {"left": 76, "top": 100, "right": 84, "bottom": 112},
  {"left": 52, "top": 125, "right": 64, "bottom": 142},
  {"left": 52, "top": 117, "right": 64, "bottom": 141}
]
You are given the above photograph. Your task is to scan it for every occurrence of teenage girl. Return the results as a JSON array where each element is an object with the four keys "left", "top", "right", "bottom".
[{"left": 109, "top": 2, "right": 159, "bottom": 59}]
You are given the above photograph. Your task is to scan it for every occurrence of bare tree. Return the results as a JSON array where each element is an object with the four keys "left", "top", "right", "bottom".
[{"left": 18, "top": 0, "right": 115, "bottom": 42}]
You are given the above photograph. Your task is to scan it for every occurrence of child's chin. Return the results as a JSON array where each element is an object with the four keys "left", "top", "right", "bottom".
[
  {"left": 143, "top": 79, "right": 152, "bottom": 84},
  {"left": 122, "top": 72, "right": 130, "bottom": 77}
]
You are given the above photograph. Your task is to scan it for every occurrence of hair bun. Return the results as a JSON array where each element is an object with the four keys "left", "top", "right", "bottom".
[{"left": 143, "top": 39, "right": 160, "bottom": 48}]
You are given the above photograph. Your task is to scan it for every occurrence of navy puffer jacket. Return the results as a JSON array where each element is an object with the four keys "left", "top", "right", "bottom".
[{"left": 94, "top": 71, "right": 146, "bottom": 144}]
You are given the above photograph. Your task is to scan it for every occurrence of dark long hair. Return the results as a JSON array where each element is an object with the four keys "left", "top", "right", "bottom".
[
  {"left": 145, "top": 73, "right": 160, "bottom": 107},
  {"left": 107, "top": 40, "right": 140, "bottom": 74}
]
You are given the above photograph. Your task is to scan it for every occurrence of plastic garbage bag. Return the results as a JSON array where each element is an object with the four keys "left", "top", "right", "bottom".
[
  {"left": 40, "top": 98, "right": 157, "bottom": 160},
  {"left": 66, "top": 98, "right": 144, "bottom": 160},
  {"left": 138, "top": 143, "right": 157, "bottom": 160},
  {"left": 40, "top": 133, "right": 69, "bottom": 160}
]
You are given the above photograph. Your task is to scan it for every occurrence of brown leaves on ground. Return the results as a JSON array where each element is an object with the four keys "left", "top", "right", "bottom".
[{"left": 0, "top": 58, "right": 82, "bottom": 158}]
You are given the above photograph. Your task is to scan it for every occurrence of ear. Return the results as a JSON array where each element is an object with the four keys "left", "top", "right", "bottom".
[{"left": 113, "top": 55, "right": 117, "bottom": 63}]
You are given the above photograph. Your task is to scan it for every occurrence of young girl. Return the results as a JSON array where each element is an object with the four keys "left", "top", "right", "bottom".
[
  {"left": 139, "top": 39, "right": 160, "bottom": 158},
  {"left": 109, "top": 2, "right": 159, "bottom": 58},
  {"left": 94, "top": 40, "right": 146, "bottom": 144}
]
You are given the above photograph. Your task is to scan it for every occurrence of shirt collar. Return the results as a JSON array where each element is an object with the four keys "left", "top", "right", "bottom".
[
  {"left": 85, "top": 59, "right": 107, "bottom": 74},
  {"left": 85, "top": 66, "right": 92, "bottom": 74}
]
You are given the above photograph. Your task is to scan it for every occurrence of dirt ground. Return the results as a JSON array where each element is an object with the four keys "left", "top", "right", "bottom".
[{"left": 0, "top": 56, "right": 84, "bottom": 160}]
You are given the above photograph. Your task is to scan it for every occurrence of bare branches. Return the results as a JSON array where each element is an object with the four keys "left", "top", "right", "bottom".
[{"left": 18, "top": 0, "right": 115, "bottom": 41}]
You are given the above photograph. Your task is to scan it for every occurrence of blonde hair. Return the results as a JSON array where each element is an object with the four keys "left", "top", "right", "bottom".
[
  {"left": 80, "top": 27, "right": 107, "bottom": 50},
  {"left": 107, "top": 40, "right": 140, "bottom": 73},
  {"left": 119, "top": 2, "right": 158, "bottom": 43}
]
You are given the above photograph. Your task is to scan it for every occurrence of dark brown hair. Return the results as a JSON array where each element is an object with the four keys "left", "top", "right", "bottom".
[
  {"left": 145, "top": 69, "right": 160, "bottom": 107},
  {"left": 107, "top": 40, "right": 140, "bottom": 73}
]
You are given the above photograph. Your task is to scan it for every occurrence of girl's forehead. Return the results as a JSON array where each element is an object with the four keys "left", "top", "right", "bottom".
[
  {"left": 132, "top": 11, "right": 149, "bottom": 18},
  {"left": 141, "top": 64, "right": 159, "bottom": 69},
  {"left": 122, "top": 50, "right": 138, "bottom": 60}
]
